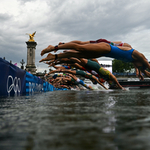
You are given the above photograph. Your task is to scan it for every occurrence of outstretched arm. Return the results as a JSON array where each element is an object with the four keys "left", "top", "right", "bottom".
[
  {"left": 110, "top": 74, "right": 126, "bottom": 90},
  {"left": 40, "top": 51, "right": 85, "bottom": 62},
  {"left": 133, "top": 62, "right": 144, "bottom": 80},
  {"left": 92, "top": 75, "right": 108, "bottom": 90},
  {"left": 143, "top": 70, "right": 150, "bottom": 78},
  {"left": 70, "top": 57, "right": 82, "bottom": 64},
  {"left": 59, "top": 69, "right": 76, "bottom": 75},
  {"left": 40, "top": 41, "right": 104, "bottom": 56},
  {"left": 90, "top": 58, "right": 99, "bottom": 64}
]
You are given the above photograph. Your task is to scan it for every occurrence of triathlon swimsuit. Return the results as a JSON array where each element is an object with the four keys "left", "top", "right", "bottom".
[
  {"left": 71, "top": 78, "right": 91, "bottom": 89},
  {"left": 53, "top": 74, "right": 61, "bottom": 79},
  {"left": 76, "top": 70, "right": 98, "bottom": 84},
  {"left": 103, "top": 44, "right": 135, "bottom": 62},
  {"left": 81, "top": 67, "right": 98, "bottom": 77},
  {"left": 90, "top": 38, "right": 123, "bottom": 46},
  {"left": 90, "top": 38, "right": 112, "bottom": 44},
  {"left": 76, "top": 70, "right": 93, "bottom": 79},
  {"left": 85, "top": 59, "right": 111, "bottom": 80},
  {"left": 81, "top": 67, "right": 105, "bottom": 83}
]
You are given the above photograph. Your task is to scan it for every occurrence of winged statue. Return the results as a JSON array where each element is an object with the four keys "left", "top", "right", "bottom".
[{"left": 26, "top": 31, "right": 36, "bottom": 42}]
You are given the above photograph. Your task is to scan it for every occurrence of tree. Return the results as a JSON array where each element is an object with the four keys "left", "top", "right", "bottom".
[{"left": 112, "top": 59, "right": 134, "bottom": 73}]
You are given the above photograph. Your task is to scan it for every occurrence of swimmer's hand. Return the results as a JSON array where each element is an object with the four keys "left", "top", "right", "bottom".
[
  {"left": 41, "top": 45, "right": 55, "bottom": 56},
  {"left": 39, "top": 53, "right": 55, "bottom": 62}
]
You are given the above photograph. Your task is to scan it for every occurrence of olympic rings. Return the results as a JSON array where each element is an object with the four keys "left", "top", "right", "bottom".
[{"left": 7, "top": 75, "right": 21, "bottom": 94}]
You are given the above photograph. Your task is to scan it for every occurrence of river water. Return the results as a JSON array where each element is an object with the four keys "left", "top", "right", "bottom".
[{"left": 0, "top": 88, "right": 150, "bottom": 150}]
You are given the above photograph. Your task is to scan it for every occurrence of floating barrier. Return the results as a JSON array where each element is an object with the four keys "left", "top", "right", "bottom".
[{"left": 0, "top": 58, "right": 67, "bottom": 97}]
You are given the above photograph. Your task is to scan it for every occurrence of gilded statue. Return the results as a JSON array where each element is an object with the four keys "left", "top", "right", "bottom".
[{"left": 26, "top": 31, "right": 36, "bottom": 42}]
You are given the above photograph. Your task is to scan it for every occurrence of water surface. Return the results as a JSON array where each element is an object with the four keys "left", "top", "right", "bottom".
[{"left": 0, "top": 89, "right": 150, "bottom": 150}]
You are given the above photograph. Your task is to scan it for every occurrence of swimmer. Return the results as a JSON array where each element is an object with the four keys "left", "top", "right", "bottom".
[
  {"left": 47, "top": 68, "right": 108, "bottom": 90},
  {"left": 40, "top": 41, "right": 150, "bottom": 80},
  {"left": 69, "top": 57, "right": 125, "bottom": 90},
  {"left": 59, "top": 38, "right": 132, "bottom": 48},
  {"left": 63, "top": 74, "right": 94, "bottom": 90}
]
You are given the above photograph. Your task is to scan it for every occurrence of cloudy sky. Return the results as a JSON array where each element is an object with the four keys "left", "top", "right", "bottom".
[{"left": 1, "top": 0, "right": 150, "bottom": 72}]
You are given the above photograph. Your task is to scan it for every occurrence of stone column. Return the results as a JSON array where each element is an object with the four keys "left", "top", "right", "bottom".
[{"left": 25, "top": 41, "right": 37, "bottom": 74}]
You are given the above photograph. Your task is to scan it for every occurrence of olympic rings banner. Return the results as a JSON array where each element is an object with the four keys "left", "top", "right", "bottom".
[
  {"left": 0, "top": 58, "right": 26, "bottom": 96},
  {"left": 0, "top": 58, "right": 60, "bottom": 97}
]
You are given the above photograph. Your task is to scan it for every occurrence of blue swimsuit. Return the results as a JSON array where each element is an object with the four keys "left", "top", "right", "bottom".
[
  {"left": 62, "top": 65, "right": 71, "bottom": 69},
  {"left": 103, "top": 44, "right": 134, "bottom": 62}
]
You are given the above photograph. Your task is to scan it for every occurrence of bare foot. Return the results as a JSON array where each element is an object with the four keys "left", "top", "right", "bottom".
[
  {"left": 39, "top": 53, "right": 55, "bottom": 62},
  {"left": 41, "top": 45, "right": 54, "bottom": 56}
]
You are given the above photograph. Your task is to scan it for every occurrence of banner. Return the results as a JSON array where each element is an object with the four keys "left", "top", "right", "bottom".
[
  {"left": 25, "top": 72, "right": 43, "bottom": 94},
  {"left": 0, "top": 58, "right": 26, "bottom": 96},
  {"left": 0, "top": 58, "right": 67, "bottom": 97},
  {"left": 43, "top": 81, "right": 55, "bottom": 92}
]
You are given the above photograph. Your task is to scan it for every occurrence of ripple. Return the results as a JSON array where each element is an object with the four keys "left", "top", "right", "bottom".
[{"left": 1, "top": 89, "right": 150, "bottom": 150}]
